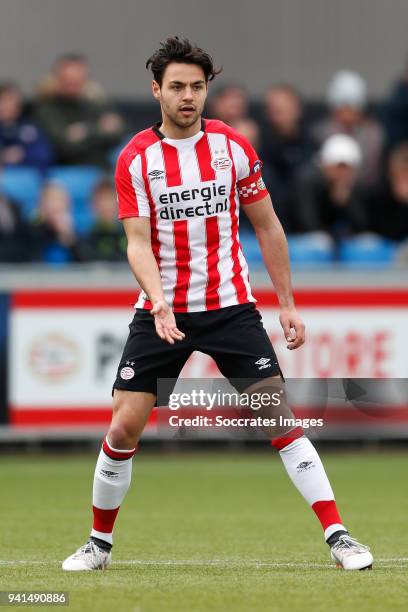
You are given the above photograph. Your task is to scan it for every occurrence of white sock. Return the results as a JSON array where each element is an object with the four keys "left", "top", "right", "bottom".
[
  {"left": 277, "top": 436, "right": 347, "bottom": 539},
  {"left": 90, "top": 437, "right": 136, "bottom": 545}
]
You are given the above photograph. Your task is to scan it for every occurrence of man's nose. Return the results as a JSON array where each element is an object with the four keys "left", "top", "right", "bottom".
[{"left": 183, "top": 87, "right": 194, "bottom": 99}]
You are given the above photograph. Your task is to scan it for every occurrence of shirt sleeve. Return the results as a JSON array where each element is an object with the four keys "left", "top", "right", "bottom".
[
  {"left": 115, "top": 152, "right": 151, "bottom": 219},
  {"left": 229, "top": 136, "right": 269, "bottom": 205}
]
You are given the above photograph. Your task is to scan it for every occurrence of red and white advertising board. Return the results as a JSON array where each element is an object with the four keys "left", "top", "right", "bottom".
[{"left": 8, "top": 289, "right": 408, "bottom": 430}]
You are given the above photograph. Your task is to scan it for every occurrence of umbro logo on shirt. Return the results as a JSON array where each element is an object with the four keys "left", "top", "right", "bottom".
[{"left": 148, "top": 169, "right": 165, "bottom": 180}]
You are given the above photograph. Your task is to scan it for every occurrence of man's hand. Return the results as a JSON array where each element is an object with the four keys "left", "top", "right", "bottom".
[
  {"left": 279, "top": 307, "right": 305, "bottom": 350},
  {"left": 150, "top": 300, "right": 186, "bottom": 344}
]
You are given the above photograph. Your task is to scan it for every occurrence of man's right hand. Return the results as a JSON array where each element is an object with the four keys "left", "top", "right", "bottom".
[{"left": 150, "top": 300, "right": 186, "bottom": 344}]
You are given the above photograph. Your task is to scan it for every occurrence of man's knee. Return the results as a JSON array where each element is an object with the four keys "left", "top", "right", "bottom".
[{"left": 109, "top": 390, "right": 155, "bottom": 449}]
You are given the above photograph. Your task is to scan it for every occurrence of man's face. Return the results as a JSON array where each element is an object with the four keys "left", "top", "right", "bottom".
[
  {"left": 0, "top": 88, "right": 22, "bottom": 122},
  {"left": 152, "top": 63, "right": 208, "bottom": 129},
  {"left": 389, "top": 160, "right": 408, "bottom": 202},
  {"left": 333, "top": 106, "right": 361, "bottom": 128},
  {"left": 323, "top": 162, "right": 356, "bottom": 184},
  {"left": 93, "top": 188, "right": 117, "bottom": 222},
  {"left": 265, "top": 89, "right": 301, "bottom": 133},
  {"left": 212, "top": 87, "right": 247, "bottom": 124},
  {"left": 55, "top": 60, "right": 89, "bottom": 98}
]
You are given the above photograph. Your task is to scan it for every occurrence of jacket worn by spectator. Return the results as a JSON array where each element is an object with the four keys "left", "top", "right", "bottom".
[
  {"left": 0, "top": 193, "right": 32, "bottom": 261},
  {"left": 35, "top": 96, "right": 124, "bottom": 167},
  {"left": 291, "top": 167, "right": 369, "bottom": 239},
  {"left": 383, "top": 79, "right": 408, "bottom": 151},
  {"left": 76, "top": 221, "right": 127, "bottom": 262},
  {"left": 0, "top": 82, "right": 54, "bottom": 172}
]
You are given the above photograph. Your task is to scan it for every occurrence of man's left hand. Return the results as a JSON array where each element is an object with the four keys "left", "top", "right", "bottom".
[{"left": 279, "top": 307, "right": 305, "bottom": 350}]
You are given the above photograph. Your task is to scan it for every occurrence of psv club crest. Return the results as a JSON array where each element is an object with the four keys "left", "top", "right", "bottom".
[{"left": 211, "top": 149, "right": 232, "bottom": 171}]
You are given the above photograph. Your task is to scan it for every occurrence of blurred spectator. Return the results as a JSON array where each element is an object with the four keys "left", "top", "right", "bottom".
[
  {"left": 367, "top": 143, "right": 408, "bottom": 241},
  {"left": 209, "top": 84, "right": 249, "bottom": 125},
  {"left": 35, "top": 54, "right": 125, "bottom": 168},
  {"left": 231, "top": 117, "right": 279, "bottom": 230},
  {"left": 230, "top": 117, "right": 260, "bottom": 150},
  {"left": 0, "top": 82, "right": 53, "bottom": 172},
  {"left": 291, "top": 134, "right": 369, "bottom": 240},
  {"left": 259, "top": 84, "right": 316, "bottom": 230},
  {"left": 31, "top": 182, "right": 79, "bottom": 263},
  {"left": 77, "top": 178, "right": 126, "bottom": 261},
  {"left": 383, "top": 61, "right": 408, "bottom": 151},
  {"left": 313, "top": 70, "right": 383, "bottom": 186},
  {"left": 0, "top": 186, "right": 31, "bottom": 262}
]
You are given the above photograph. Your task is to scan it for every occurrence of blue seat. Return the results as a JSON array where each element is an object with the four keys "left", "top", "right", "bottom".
[
  {"left": 339, "top": 235, "right": 396, "bottom": 265},
  {"left": 0, "top": 167, "right": 42, "bottom": 218},
  {"left": 288, "top": 233, "right": 335, "bottom": 265},
  {"left": 46, "top": 166, "right": 103, "bottom": 234},
  {"left": 47, "top": 166, "right": 103, "bottom": 202},
  {"left": 240, "top": 232, "right": 263, "bottom": 264}
]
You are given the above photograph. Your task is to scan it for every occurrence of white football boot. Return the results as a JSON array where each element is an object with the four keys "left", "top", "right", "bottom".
[
  {"left": 62, "top": 541, "right": 112, "bottom": 571},
  {"left": 330, "top": 534, "right": 373, "bottom": 570}
]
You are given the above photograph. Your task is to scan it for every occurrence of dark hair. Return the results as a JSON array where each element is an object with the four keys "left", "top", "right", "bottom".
[
  {"left": 93, "top": 177, "right": 115, "bottom": 198},
  {"left": 146, "top": 36, "right": 221, "bottom": 86},
  {"left": 55, "top": 53, "right": 88, "bottom": 67},
  {"left": 265, "top": 83, "right": 302, "bottom": 102}
]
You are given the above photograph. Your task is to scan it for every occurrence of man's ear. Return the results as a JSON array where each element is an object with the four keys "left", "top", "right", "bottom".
[{"left": 152, "top": 80, "right": 161, "bottom": 100}]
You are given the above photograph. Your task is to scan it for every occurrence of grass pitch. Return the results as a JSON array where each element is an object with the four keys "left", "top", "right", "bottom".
[{"left": 0, "top": 450, "right": 407, "bottom": 611}]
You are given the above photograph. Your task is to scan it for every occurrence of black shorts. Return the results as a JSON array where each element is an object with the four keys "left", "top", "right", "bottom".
[{"left": 113, "top": 303, "right": 282, "bottom": 397}]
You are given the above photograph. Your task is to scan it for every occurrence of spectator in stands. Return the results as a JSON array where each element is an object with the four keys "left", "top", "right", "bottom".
[
  {"left": 313, "top": 70, "right": 383, "bottom": 186},
  {"left": 31, "top": 182, "right": 79, "bottom": 263},
  {"left": 35, "top": 54, "right": 125, "bottom": 168},
  {"left": 367, "top": 143, "right": 408, "bottom": 241},
  {"left": 383, "top": 60, "right": 408, "bottom": 151},
  {"left": 76, "top": 178, "right": 126, "bottom": 261},
  {"left": 0, "top": 82, "right": 53, "bottom": 172},
  {"left": 209, "top": 84, "right": 249, "bottom": 125},
  {"left": 0, "top": 189, "right": 31, "bottom": 262},
  {"left": 230, "top": 117, "right": 281, "bottom": 230},
  {"left": 291, "top": 134, "right": 369, "bottom": 240},
  {"left": 230, "top": 117, "right": 260, "bottom": 150},
  {"left": 260, "top": 84, "right": 315, "bottom": 231}
]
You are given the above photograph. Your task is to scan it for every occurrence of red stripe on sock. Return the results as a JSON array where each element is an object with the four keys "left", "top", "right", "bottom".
[
  {"left": 312, "top": 500, "right": 343, "bottom": 531},
  {"left": 102, "top": 438, "right": 137, "bottom": 460},
  {"left": 271, "top": 426, "right": 305, "bottom": 450},
  {"left": 92, "top": 505, "right": 120, "bottom": 533}
]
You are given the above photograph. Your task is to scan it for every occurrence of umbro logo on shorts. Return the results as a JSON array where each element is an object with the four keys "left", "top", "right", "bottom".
[{"left": 255, "top": 357, "right": 272, "bottom": 370}]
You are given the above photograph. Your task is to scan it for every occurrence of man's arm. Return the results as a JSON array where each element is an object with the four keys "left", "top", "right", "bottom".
[
  {"left": 123, "top": 217, "right": 185, "bottom": 344},
  {"left": 243, "top": 194, "right": 305, "bottom": 350}
]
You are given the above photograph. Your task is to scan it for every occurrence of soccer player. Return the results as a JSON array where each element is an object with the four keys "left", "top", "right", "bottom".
[{"left": 63, "top": 37, "right": 373, "bottom": 571}]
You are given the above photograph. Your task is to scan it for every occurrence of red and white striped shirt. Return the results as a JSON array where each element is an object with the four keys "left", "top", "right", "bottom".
[{"left": 115, "top": 118, "right": 268, "bottom": 312}]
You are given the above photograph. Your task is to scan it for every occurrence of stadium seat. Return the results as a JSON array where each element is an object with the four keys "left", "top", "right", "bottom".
[
  {"left": 339, "top": 235, "right": 396, "bottom": 265},
  {"left": 0, "top": 167, "right": 42, "bottom": 218},
  {"left": 46, "top": 166, "right": 103, "bottom": 234},
  {"left": 287, "top": 233, "right": 335, "bottom": 265},
  {"left": 240, "top": 232, "right": 263, "bottom": 264}
]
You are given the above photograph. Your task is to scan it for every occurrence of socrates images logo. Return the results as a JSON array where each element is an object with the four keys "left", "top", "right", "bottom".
[{"left": 28, "top": 333, "right": 80, "bottom": 382}]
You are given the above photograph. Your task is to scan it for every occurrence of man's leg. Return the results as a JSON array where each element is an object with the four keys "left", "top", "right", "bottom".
[
  {"left": 62, "top": 390, "right": 155, "bottom": 571},
  {"left": 199, "top": 305, "right": 372, "bottom": 570},
  {"left": 245, "top": 376, "right": 373, "bottom": 570},
  {"left": 91, "top": 390, "right": 156, "bottom": 547},
  {"left": 245, "top": 376, "right": 346, "bottom": 540}
]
